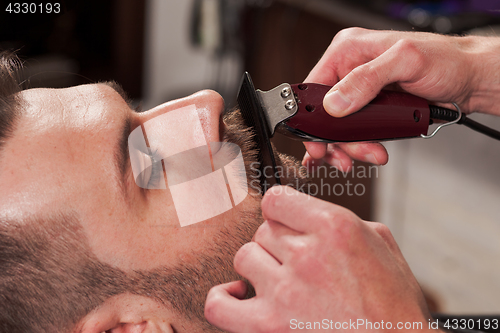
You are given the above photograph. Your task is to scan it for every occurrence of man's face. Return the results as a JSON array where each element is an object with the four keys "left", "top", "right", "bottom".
[
  {"left": 0, "top": 84, "right": 262, "bottom": 328},
  {"left": 0, "top": 83, "right": 308, "bottom": 331},
  {"left": 1, "top": 84, "right": 260, "bottom": 267}
]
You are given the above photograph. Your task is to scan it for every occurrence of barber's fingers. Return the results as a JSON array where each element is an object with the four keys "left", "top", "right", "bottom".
[
  {"left": 233, "top": 242, "right": 281, "bottom": 291},
  {"left": 321, "top": 145, "right": 352, "bottom": 171},
  {"left": 261, "top": 185, "right": 346, "bottom": 234},
  {"left": 323, "top": 39, "right": 427, "bottom": 117},
  {"left": 336, "top": 142, "right": 389, "bottom": 165},
  {"left": 303, "top": 142, "right": 327, "bottom": 160},
  {"left": 304, "top": 28, "right": 398, "bottom": 85},
  {"left": 253, "top": 219, "right": 304, "bottom": 264},
  {"left": 303, "top": 142, "right": 389, "bottom": 171},
  {"left": 363, "top": 221, "right": 405, "bottom": 260},
  {"left": 205, "top": 280, "right": 252, "bottom": 332},
  {"left": 302, "top": 151, "right": 323, "bottom": 172}
]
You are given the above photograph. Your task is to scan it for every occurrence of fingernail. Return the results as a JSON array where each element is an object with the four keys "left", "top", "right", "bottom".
[
  {"left": 324, "top": 89, "right": 351, "bottom": 116},
  {"left": 364, "top": 153, "right": 379, "bottom": 165}
]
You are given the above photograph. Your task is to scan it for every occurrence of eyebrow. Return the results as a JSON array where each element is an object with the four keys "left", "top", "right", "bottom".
[
  {"left": 116, "top": 116, "right": 131, "bottom": 195},
  {"left": 99, "top": 80, "right": 141, "bottom": 112},
  {"left": 100, "top": 80, "right": 135, "bottom": 199}
]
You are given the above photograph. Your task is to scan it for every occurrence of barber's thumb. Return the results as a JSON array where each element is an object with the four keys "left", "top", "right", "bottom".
[
  {"left": 324, "top": 67, "right": 386, "bottom": 117},
  {"left": 205, "top": 281, "right": 248, "bottom": 331},
  {"left": 323, "top": 85, "right": 353, "bottom": 117}
]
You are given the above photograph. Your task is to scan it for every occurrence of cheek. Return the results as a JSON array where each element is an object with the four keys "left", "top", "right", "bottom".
[{"left": 81, "top": 186, "right": 212, "bottom": 271}]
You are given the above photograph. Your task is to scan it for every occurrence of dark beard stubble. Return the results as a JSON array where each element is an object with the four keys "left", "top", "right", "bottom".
[{"left": 113, "top": 108, "right": 310, "bottom": 332}]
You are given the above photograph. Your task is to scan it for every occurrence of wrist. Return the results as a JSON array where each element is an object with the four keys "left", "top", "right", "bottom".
[{"left": 462, "top": 35, "right": 500, "bottom": 116}]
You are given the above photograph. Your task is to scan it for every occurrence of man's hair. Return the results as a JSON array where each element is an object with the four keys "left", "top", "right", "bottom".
[{"left": 0, "top": 51, "right": 22, "bottom": 152}]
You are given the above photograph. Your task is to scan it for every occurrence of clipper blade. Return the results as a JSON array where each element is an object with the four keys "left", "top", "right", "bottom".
[{"left": 237, "top": 72, "right": 280, "bottom": 194}]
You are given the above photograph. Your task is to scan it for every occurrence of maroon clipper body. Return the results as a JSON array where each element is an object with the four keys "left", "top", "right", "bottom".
[
  {"left": 283, "top": 83, "right": 430, "bottom": 142},
  {"left": 248, "top": 76, "right": 431, "bottom": 143}
]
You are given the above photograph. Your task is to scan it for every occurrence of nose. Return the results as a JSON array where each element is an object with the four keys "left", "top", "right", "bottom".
[{"left": 139, "top": 90, "right": 225, "bottom": 145}]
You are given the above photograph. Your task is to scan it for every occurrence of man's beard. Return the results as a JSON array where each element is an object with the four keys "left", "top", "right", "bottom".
[
  {"left": 130, "top": 211, "right": 261, "bottom": 332},
  {"left": 126, "top": 108, "right": 310, "bottom": 332}
]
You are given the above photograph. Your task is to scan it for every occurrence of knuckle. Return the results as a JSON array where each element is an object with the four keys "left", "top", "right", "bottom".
[
  {"left": 371, "top": 222, "right": 397, "bottom": 244},
  {"left": 261, "top": 187, "right": 280, "bottom": 212},
  {"left": 372, "top": 222, "right": 391, "bottom": 236},
  {"left": 204, "top": 289, "right": 222, "bottom": 321},
  {"left": 262, "top": 186, "right": 301, "bottom": 215},
  {"left": 318, "top": 207, "right": 359, "bottom": 239},
  {"left": 316, "top": 210, "right": 338, "bottom": 234},
  {"left": 287, "top": 239, "right": 309, "bottom": 261},
  {"left": 233, "top": 242, "right": 257, "bottom": 271},
  {"left": 349, "top": 64, "right": 381, "bottom": 94},
  {"left": 395, "top": 38, "right": 417, "bottom": 52},
  {"left": 394, "top": 39, "right": 425, "bottom": 67},
  {"left": 316, "top": 207, "right": 337, "bottom": 224},
  {"left": 334, "top": 27, "right": 365, "bottom": 44}
]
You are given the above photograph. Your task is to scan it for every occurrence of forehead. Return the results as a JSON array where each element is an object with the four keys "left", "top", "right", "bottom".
[
  {"left": 0, "top": 84, "right": 129, "bottom": 216},
  {"left": 20, "top": 84, "right": 128, "bottom": 126}
]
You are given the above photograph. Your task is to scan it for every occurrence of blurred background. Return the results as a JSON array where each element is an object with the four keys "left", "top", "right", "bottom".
[{"left": 2, "top": 0, "right": 500, "bottom": 315}]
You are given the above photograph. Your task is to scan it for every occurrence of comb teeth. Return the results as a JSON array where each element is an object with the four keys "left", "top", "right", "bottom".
[{"left": 237, "top": 72, "right": 280, "bottom": 194}]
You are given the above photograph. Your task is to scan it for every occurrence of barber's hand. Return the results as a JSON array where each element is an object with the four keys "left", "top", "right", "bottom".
[
  {"left": 205, "top": 186, "right": 433, "bottom": 333},
  {"left": 303, "top": 27, "right": 500, "bottom": 170}
]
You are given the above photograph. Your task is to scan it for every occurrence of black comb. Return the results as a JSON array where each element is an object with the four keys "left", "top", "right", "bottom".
[{"left": 237, "top": 72, "right": 280, "bottom": 194}]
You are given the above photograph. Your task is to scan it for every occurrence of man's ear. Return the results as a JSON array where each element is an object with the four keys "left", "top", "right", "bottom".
[{"left": 75, "top": 293, "right": 175, "bottom": 333}]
